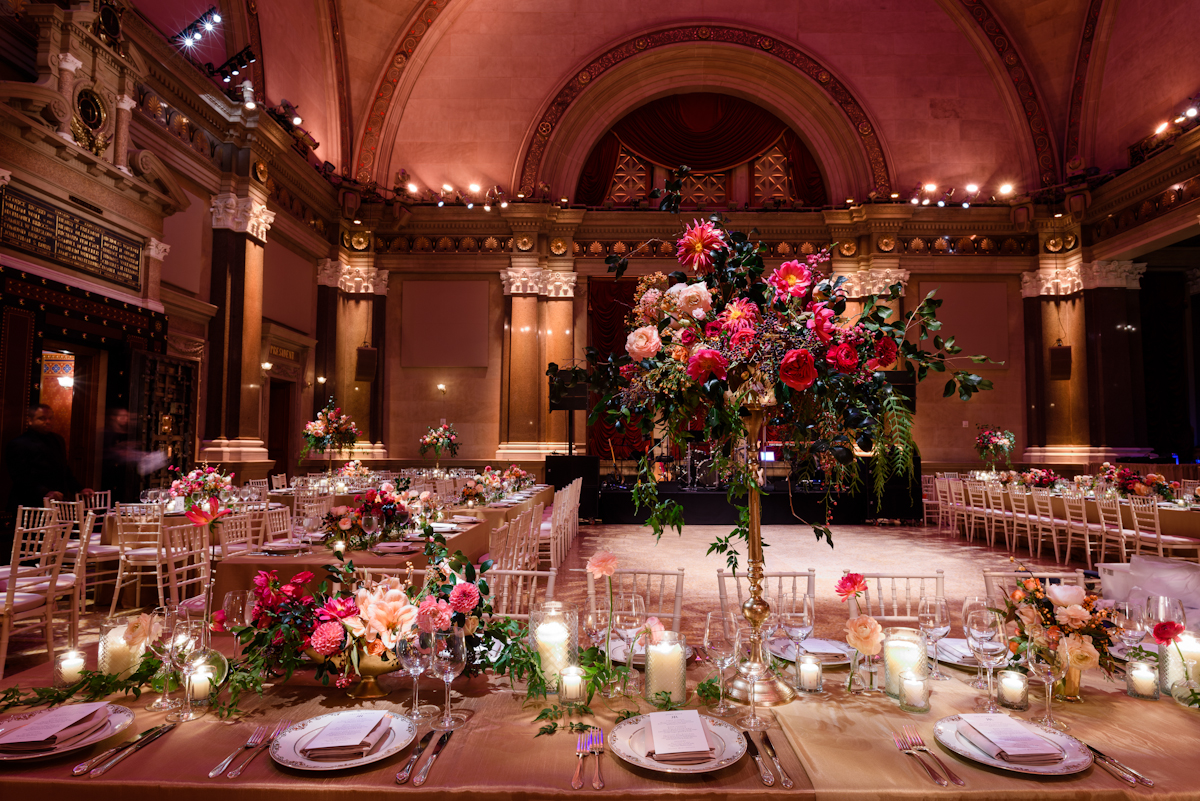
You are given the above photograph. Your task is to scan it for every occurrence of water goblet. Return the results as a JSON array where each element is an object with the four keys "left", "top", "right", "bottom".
[
  {"left": 735, "top": 619, "right": 772, "bottom": 731},
  {"left": 962, "top": 595, "right": 991, "bottom": 689},
  {"left": 919, "top": 596, "right": 952, "bottom": 680},
  {"left": 1029, "top": 645, "right": 1068, "bottom": 731},
  {"left": 1145, "top": 594, "right": 1186, "bottom": 628},
  {"left": 704, "top": 611, "right": 741, "bottom": 716},
  {"left": 611, "top": 593, "right": 646, "bottom": 695},
  {"left": 167, "top": 621, "right": 206, "bottom": 722},
  {"left": 1114, "top": 602, "right": 1148, "bottom": 652},
  {"left": 396, "top": 634, "right": 434, "bottom": 722},
  {"left": 145, "top": 606, "right": 181, "bottom": 711},
  {"left": 140, "top": 489, "right": 151, "bottom": 503},
  {"left": 966, "top": 610, "right": 1008, "bottom": 713},
  {"left": 775, "top": 595, "right": 815, "bottom": 690},
  {"left": 429, "top": 627, "right": 468, "bottom": 731},
  {"left": 361, "top": 514, "right": 381, "bottom": 544}
]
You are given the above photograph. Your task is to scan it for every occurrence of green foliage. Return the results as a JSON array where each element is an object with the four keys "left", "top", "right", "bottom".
[
  {"left": 0, "top": 655, "right": 162, "bottom": 713},
  {"left": 695, "top": 677, "right": 721, "bottom": 705},
  {"left": 614, "top": 709, "right": 639, "bottom": 723},
  {"left": 649, "top": 690, "right": 684, "bottom": 711}
]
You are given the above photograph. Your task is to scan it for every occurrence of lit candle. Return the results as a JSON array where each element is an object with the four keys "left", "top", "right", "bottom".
[
  {"left": 333, "top": 540, "right": 346, "bottom": 557},
  {"left": 536, "top": 621, "right": 570, "bottom": 682},
  {"left": 645, "top": 640, "right": 687, "bottom": 703},
  {"left": 1129, "top": 662, "right": 1158, "bottom": 698},
  {"left": 884, "top": 640, "right": 921, "bottom": 697},
  {"left": 188, "top": 667, "right": 213, "bottom": 701},
  {"left": 999, "top": 672, "right": 1027, "bottom": 706},
  {"left": 335, "top": 482, "right": 347, "bottom": 494},
  {"left": 559, "top": 667, "right": 585, "bottom": 703},
  {"left": 467, "top": 500, "right": 474, "bottom": 508},
  {"left": 100, "top": 625, "right": 136, "bottom": 678},
  {"left": 799, "top": 655, "right": 822, "bottom": 692},
  {"left": 60, "top": 651, "right": 85, "bottom": 685},
  {"left": 900, "top": 670, "right": 929, "bottom": 712}
]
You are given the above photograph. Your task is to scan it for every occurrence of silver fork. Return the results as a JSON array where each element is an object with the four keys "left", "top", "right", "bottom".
[
  {"left": 891, "top": 731, "right": 947, "bottom": 786},
  {"left": 571, "top": 731, "right": 588, "bottom": 789},
  {"left": 588, "top": 729, "right": 605, "bottom": 790},
  {"left": 228, "top": 719, "right": 291, "bottom": 778},
  {"left": 209, "top": 726, "right": 267, "bottom": 778},
  {"left": 903, "top": 725, "right": 964, "bottom": 786}
]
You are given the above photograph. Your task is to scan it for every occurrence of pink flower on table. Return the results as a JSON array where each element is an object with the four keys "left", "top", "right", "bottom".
[
  {"left": 636, "top": 616, "right": 665, "bottom": 647},
  {"left": 338, "top": 517, "right": 353, "bottom": 531},
  {"left": 449, "top": 582, "right": 481, "bottom": 613},
  {"left": 767, "top": 260, "right": 814, "bottom": 302},
  {"left": 676, "top": 219, "right": 724, "bottom": 273},
  {"left": 290, "top": 571, "right": 315, "bottom": 587},
  {"left": 318, "top": 596, "right": 359, "bottom": 622},
  {"left": 625, "top": 326, "right": 663, "bottom": 362},
  {"left": 586, "top": 551, "right": 619, "bottom": 579},
  {"left": 686, "top": 348, "right": 728, "bottom": 382},
  {"left": 352, "top": 580, "right": 418, "bottom": 650},
  {"left": 1046, "top": 584, "right": 1086, "bottom": 608},
  {"left": 380, "top": 482, "right": 395, "bottom": 494},
  {"left": 845, "top": 615, "right": 884, "bottom": 656},
  {"left": 123, "top": 612, "right": 163, "bottom": 647},
  {"left": 1154, "top": 621, "right": 1186, "bottom": 645},
  {"left": 807, "top": 302, "right": 836, "bottom": 343},
  {"left": 210, "top": 609, "right": 227, "bottom": 634},
  {"left": 679, "top": 327, "right": 699, "bottom": 347},
  {"left": 416, "top": 595, "right": 453, "bottom": 633},
  {"left": 310, "top": 621, "right": 346, "bottom": 656},
  {"left": 835, "top": 573, "right": 868, "bottom": 602},
  {"left": 666, "top": 282, "right": 713, "bottom": 321}
]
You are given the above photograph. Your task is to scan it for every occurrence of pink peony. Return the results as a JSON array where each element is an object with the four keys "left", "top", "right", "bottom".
[
  {"left": 417, "top": 595, "right": 453, "bottom": 633},
  {"left": 835, "top": 572, "right": 868, "bottom": 601},
  {"left": 1154, "top": 621, "right": 1185, "bottom": 645},
  {"left": 768, "top": 260, "right": 814, "bottom": 302},
  {"left": 625, "top": 326, "right": 663, "bottom": 362},
  {"left": 807, "top": 302, "right": 836, "bottom": 343},
  {"left": 686, "top": 348, "right": 728, "bottom": 382},
  {"left": 676, "top": 219, "right": 724, "bottom": 273},
  {"left": 290, "top": 571, "right": 315, "bottom": 587},
  {"left": 636, "top": 616, "right": 665, "bottom": 647},
  {"left": 586, "top": 551, "right": 619, "bottom": 579},
  {"left": 310, "top": 621, "right": 346, "bottom": 656},
  {"left": 449, "top": 582, "right": 481, "bottom": 613}
]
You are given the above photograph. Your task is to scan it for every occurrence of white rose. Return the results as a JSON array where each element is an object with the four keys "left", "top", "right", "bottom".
[
  {"left": 1046, "top": 584, "right": 1086, "bottom": 608},
  {"left": 1054, "top": 604, "right": 1090, "bottom": 629}
]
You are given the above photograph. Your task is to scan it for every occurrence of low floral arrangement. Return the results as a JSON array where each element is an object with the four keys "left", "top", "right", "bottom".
[
  {"left": 301, "top": 399, "right": 360, "bottom": 461},
  {"left": 996, "top": 470, "right": 1019, "bottom": 486},
  {"left": 974, "top": 424, "right": 1015, "bottom": 470},
  {"left": 996, "top": 573, "right": 1116, "bottom": 677},
  {"left": 502, "top": 463, "right": 535, "bottom": 490},
  {"left": 1017, "top": 467, "right": 1059, "bottom": 488},
  {"left": 336, "top": 460, "right": 371, "bottom": 480},
  {"left": 419, "top": 423, "right": 460, "bottom": 461},
  {"left": 835, "top": 573, "right": 884, "bottom": 690},
  {"left": 321, "top": 483, "right": 412, "bottom": 551},
  {"left": 460, "top": 477, "right": 489, "bottom": 504},
  {"left": 1097, "top": 462, "right": 1179, "bottom": 499},
  {"left": 167, "top": 464, "right": 234, "bottom": 507}
]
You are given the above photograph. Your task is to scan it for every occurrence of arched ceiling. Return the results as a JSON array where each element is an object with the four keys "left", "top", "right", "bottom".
[{"left": 126, "top": 0, "right": 1200, "bottom": 199}]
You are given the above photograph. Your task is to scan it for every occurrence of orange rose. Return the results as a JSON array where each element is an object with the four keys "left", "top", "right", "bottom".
[{"left": 1010, "top": 589, "right": 1026, "bottom": 603}]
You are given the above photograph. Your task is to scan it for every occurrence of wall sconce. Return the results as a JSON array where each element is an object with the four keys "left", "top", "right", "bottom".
[
  {"left": 261, "top": 361, "right": 273, "bottom": 371},
  {"left": 316, "top": 376, "right": 327, "bottom": 384},
  {"left": 437, "top": 383, "right": 447, "bottom": 395}
]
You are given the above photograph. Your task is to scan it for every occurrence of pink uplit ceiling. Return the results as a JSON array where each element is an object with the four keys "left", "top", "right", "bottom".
[{"left": 127, "top": 0, "right": 1200, "bottom": 197}]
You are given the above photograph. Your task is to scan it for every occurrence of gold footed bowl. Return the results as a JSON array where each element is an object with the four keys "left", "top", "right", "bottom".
[{"left": 305, "top": 647, "right": 401, "bottom": 699}]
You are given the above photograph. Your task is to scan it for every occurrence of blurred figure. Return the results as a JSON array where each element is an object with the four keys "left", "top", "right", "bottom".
[{"left": 102, "top": 407, "right": 136, "bottom": 503}]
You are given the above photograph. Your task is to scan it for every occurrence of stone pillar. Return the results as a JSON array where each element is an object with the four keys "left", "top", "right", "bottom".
[
  {"left": 114, "top": 95, "right": 135, "bottom": 173},
  {"left": 370, "top": 269, "right": 388, "bottom": 450},
  {"left": 541, "top": 269, "right": 577, "bottom": 448},
  {"left": 573, "top": 274, "right": 589, "bottom": 453},
  {"left": 498, "top": 262, "right": 544, "bottom": 459},
  {"left": 201, "top": 192, "right": 276, "bottom": 478},
  {"left": 314, "top": 259, "right": 341, "bottom": 415},
  {"left": 143, "top": 238, "right": 168, "bottom": 303},
  {"left": 1189, "top": 269, "right": 1200, "bottom": 457},
  {"left": 54, "top": 53, "right": 82, "bottom": 141}
]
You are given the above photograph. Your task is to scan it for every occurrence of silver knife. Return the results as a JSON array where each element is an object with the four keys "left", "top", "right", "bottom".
[
  {"left": 396, "top": 731, "right": 436, "bottom": 784},
  {"left": 759, "top": 732, "right": 793, "bottom": 789},
  {"left": 89, "top": 723, "right": 176, "bottom": 777},
  {"left": 73, "top": 725, "right": 168, "bottom": 776},
  {"left": 1092, "top": 753, "right": 1138, "bottom": 785},
  {"left": 743, "top": 732, "right": 775, "bottom": 786},
  {"left": 1087, "top": 745, "right": 1152, "bottom": 786},
  {"left": 411, "top": 731, "right": 452, "bottom": 787}
]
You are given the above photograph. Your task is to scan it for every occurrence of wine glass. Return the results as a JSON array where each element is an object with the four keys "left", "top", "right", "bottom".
[
  {"left": 735, "top": 617, "right": 772, "bottom": 732},
  {"left": 429, "top": 627, "right": 468, "bottom": 731},
  {"left": 966, "top": 610, "right": 1008, "bottom": 713},
  {"left": 919, "top": 596, "right": 952, "bottom": 680},
  {"left": 396, "top": 634, "right": 434, "bottom": 722},
  {"left": 962, "top": 595, "right": 991, "bottom": 689},
  {"left": 704, "top": 611, "right": 741, "bottom": 716},
  {"left": 583, "top": 608, "right": 619, "bottom": 698},
  {"left": 140, "top": 489, "right": 151, "bottom": 503},
  {"left": 1029, "top": 642, "right": 1068, "bottom": 731},
  {"left": 1113, "top": 602, "right": 1148, "bottom": 653},
  {"left": 145, "top": 606, "right": 181, "bottom": 711},
  {"left": 361, "top": 513, "right": 381, "bottom": 544},
  {"left": 775, "top": 595, "right": 815, "bottom": 690},
  {"left": 167, "top": 621, "right": 206, "bottom": 722},
  {"left": 1145, "top": 594, "right": 1186, "bottom": 629},
  {"left": 611, "top": 593, "right": 646, "bottom": 694},
  {"left": 221, "top": 591, "right": 250, "bottom": 656}
]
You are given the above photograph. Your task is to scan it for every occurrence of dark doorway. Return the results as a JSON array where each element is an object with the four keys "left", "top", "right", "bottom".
[
  {"left": 40, "top": 341, "right": 106, "bottom": 491},
  {"left": 267, "top": 379, "right": 295, "bottom": 476}
]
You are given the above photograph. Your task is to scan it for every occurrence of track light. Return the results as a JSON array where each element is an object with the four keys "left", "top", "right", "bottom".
[
  {"left": 999, "top": 184, "right": 1013, "bottom": 195},
  {"left": 177, "top": 6, "right": 222, "bottom": 46},
  {"left": 212, "top": 12, "right": 221, "bottom": 22},
  {"left": 469, "top": 184, "right": 480, "bottom": 193},
  {"left": 442, "top": 184, "right": 453, "bottom": 192},
  {"left": 241, "top": 80, "right": 256, "bottom": 110},
  {"left": 924, "top": 183, "right": 937, "bottom": 192},
  {"left": 407, "top": 183, "right": 418, "bottom": 193},
  {"left": 206, "top": 47, "right": 257, "bottom": 88}
]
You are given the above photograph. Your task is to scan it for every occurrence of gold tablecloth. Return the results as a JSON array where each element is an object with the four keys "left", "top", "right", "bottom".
[{"left": 449, "top": 484, "right": 556, "bottom": 553}]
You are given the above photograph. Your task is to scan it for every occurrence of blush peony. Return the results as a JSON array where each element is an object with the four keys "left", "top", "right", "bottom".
[
  {"left": 686, "top": 348, "right": 728, "bottom": 382},
  {"left": 586, "top": 551, "right": 619, "bottom": 579},
  {"left": 1046, "top": 584, "right": 1086, "bottom": 608},
  {"left": 625, "top": 326, "right": 662, "bottom": 361},
  {"left": 779, "top": 348, "right": 817, "bottom": 391},
  {"left": 667, "top": 282, "right": 713, "bottom": 321}
]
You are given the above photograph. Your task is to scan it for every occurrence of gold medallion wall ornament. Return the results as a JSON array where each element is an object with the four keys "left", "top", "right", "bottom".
[
  {"left": 254, "top": 160, "right": 270, "bottom": 183},
  {"left": 350, "top": 232, "right": 370, "bottom": 251},
  {"left": 877, "top": 236, "right": 896, "bottom": 253},
  {"left": 550, "top": 237, "right": 568, "bottom": 256},
  {"left": 838, "top": 240, "right": 857, "bottom": 257},
  {"left": 515, "top": 235, "right": 535, "bottom": 252}
]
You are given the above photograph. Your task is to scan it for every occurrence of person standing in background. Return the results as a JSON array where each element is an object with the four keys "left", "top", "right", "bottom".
[{"left": 101, "top": 407, "right": 137, "bottom": 503}]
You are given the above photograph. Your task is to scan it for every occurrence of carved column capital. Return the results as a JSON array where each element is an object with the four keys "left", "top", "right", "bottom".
[
  {"left": 316, "top": 258, "right": 344, "bottom": 288},
  {"left": 337, "top": 264, "right": 380, "bottom": 294},
  {"left": 1080, "top": 260, "right": 1146, "bottom": 290},
  {"left": 116, "top": 94, "right": 137, "bottom": 112},
  {"left": 543, "top": 270, "right": 577, "bottom": 298},
  {"left": 146, "top": 238, "right": 170, "bottom": 261},
  {"left": 209, "top": 192, "right": 276, "bottom": 242},
  {"left": 839, "top": 267, "right": 909, "bottom": 298},
  {"left": 0, "top": 169, "right": 10, "bottom": 187},
  {"left": 1021, "top": 266, "right": 1082, "bottom": 298},
  {"left": 374, "top": 268, "right": 389, "bottom": 296},
  {"left": 502, "top": 267, "right": 545, "bottom": 295},
  {"left": 55, "top": 53, "right": 83, "bottom": 73}
]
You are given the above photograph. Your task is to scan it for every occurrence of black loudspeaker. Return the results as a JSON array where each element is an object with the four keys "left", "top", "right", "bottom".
[
  {"left": 355, "top": 347, "right": 378, "bottom": 381},
  {"left": 545, "top": 454, "right": 600, "bottom": 520},
  {"left": 1049, "top": 345, "right": 1072, "bottom": 381}
]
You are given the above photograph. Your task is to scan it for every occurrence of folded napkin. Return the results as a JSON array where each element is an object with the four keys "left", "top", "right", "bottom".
[
  {"left": 300, "top": 712, "right": 389, "bottom": 761},
  {"left": 373, "top": 542, "right": 421, "bottom": 554},
  {"left": 957, "top": 714, "right": 1063, "bottom": 765},
  {"left": 0, "top": 702, "right": 109, "bottom": 752},
  {"left": 262, "top": 542, "right": 306, "bottom": 553},
  {"left": 643, "top": 713, "right": 719, "bottom": 765},
  {"left": 451, "top": 515, "right": 478, "bottom": 523},
  {"left": 797, "top": 639, "right": 852, "bottom": 656},
  {"left": 936, "top": 638, "right": 977, "bottom": 662}
]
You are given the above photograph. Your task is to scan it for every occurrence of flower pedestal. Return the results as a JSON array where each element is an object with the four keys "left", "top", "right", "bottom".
[
  {"left": 725, "top": 405, "right": 796, "bottom": 707},
  {"left": 1055, "top": 666, "right": 1084, "bottom": 703},
  {"left": 305, "top": 647, "right": 400, "bottom": 699}
]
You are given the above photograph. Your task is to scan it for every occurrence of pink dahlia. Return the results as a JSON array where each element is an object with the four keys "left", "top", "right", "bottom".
[
  {"left": 716, "top": 298, "right": 759, "bottom": 334},
  {"left": 768, "top": 260, "right": 814, "bottom": 302},
  {"left": 686, "top": 348, "right": 729, "bottom": 382},
  {"left": 835, "top": 572, "right": 868, "bottom": 602},
  {"left": 310, "top": 621, "right": 346, "bottom": 656},
  {"left": 676, "top": 219, "right": 724, "bottom": 273},
  {"left": 449, "top": 582, "right": 481, "bottom": 613},
  {"left": 417, "top": 596, "right": 453, "bottom": 633}
]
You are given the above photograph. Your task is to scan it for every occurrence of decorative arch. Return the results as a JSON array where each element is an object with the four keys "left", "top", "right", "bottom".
[
  {"left": 516, "top": 26, "right": 892, "bottom": 202},
  {"left": 1062, "top": 0, "right": 1105, "bottom": 171},
  {"left": 1069, "top": 0, "right": 1121, "bottom": 173}
]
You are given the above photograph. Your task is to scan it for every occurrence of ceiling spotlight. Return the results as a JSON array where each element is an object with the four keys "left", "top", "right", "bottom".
[
  {"left": 890, "top": 193, "right": 900, "bottom": 199},
  {"left": 212, "top": 12, "right": 221, "bottom": 22},
  {"left": 316, "top": 376, "right": 326, "bottom": 384},
  {"left": 204, "top": 21, "right": 214, "bottom": 31},
  {"left": 845, "top": 197, "right": 855, "bottom": 205},
  {"left": 442, "top": 184, "right": 453, "bottom": 192},
  {"left": 406, "top": 182, "right": 418, "bottom": 193},
  {"left": 221, "top": 72, "right": 231, "bottom": 83},
  {"left": 962, "top": 201, "right": 970, "bottom": 208},
  {"left": 469, "top": 183, "right": 480, "bottom": 193},
  {"left": 924, "top": 183, "right": 937, "bottom": 192},
  {"left": 999, "top": 183, "right": 1013, "bottom": 195},
  {"left": 499, "top": 200, "right": 508, "bottom": 208},
  {"left": 921, "top": 198, "right": 930, "bottom": 205},
  {"left": 292, "top": 113, "right": 303, "bottom": 126},
  {"left": 231, "top": 66, "right": 239, "bottom": 76},
  {"left": 560, "top": 197, "right": 569, "bottom": 205},
  {"left": 437, "top": 195, "right": 445, "bottom": 207},
  {"left": 466, "top": 200, "right": 474, "bottom": 209},
  {"left": 1176, "top": 115, "right": 1187, "bottom": 123},
  {"left": 353, "top": 218, "right": 362, "bottom": 225},
  {"left": 1156, "top": 121, "right": 1169, "bottom": 134},
  {"left": 910, "top": 197, "right": 919, "bottom": 205},
  {"left": 1189, "top": 107, "right": 1198, "bottom": 118},
  {"left": 483, "top": 203, "right": 491, "bottom": 212},
  {"left": 937, "top": 199, "right": 946, "bottom": 207},
  {"left": 965, "top": 184, "right": 978, "bottom": 193}
]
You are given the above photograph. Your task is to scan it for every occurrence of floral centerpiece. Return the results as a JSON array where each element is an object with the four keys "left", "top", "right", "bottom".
[
  {"left": 321, "top": 483, "right": 411, "bottom": 551},
  {"left": 1016, "top": 467, "right": 1059, "bottom": 488},
  {"left": 502, "top": 463, "right": 535, "bottom": 490},
  {"left": 460, "top": 477, "right": 488, "bottom": 504},
  {"left": 478, "top": 466, "right": 505, "bottom": 498},
  {"left": 1096, "top": 462, "right": 1179, "bottom": 499},
  {"left": 419, "top": 423, "right": 460, "bottom": 467},
  {"left": 337, "top": 460, "right": 371, "bottom": 481},
  {"left": 167, "top": 464, "right": 234, "bottom": 508},
  {"left": 301, "top": 399, "right": 360, "bottom": 463},
  {"left": 974, "top": 424, "right": 1015, "bottom": 471}
]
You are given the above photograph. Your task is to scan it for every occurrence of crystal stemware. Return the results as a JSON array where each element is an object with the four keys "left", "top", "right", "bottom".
[
  {"left": 966, "top": 610, "right": 1008, "bottom": 713},
  {"left": 167, "top": 621, "right": 206, "bottom": 722},
  {"left": 1114, "top": 602, "right": 1148, "bottom": 652},
  {"left": 704, "top": 611, "right": 741, "bottom": 717},
  {"left": 145, "top": 606, "right": 181, "bottom": 711},
  {"left": 361, "top": 513, "right": 380, "bottom": 544},
  {"left": 962, "top": 595, "right": 991, "bottom": 689},
  {"left": 775, "top": 595, "right": 815, "bottom": 690},
  {"left": 429, "top": 627, "right": 468, "bottom": 731},
  {"left": 1145, "top": 594, "right": 1186, "bottom": 628},
  {"left": 919, "top": 596, "right": 952, "bottom": 680},
  {"left": 584, "top": 608, "right": 619, "bottom": 698},
  {"left": 611, "top": 593, "right": 646, "bottom": 695},
  {"left": 396, "top": 634, "right": 434, "bottom": 722},
  {"left": 736, "top": 620, "right": 772, "bottom": 731},
  {"left": 1029, "top": 644, "right": 1068, "bottom": 731}
]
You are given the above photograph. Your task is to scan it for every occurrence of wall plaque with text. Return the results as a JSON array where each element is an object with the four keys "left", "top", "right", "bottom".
[{"left": 0, "top": 187, "right": 142, "bottom": 289}]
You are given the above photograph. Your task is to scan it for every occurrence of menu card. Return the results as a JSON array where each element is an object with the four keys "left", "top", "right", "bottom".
[
  {"left": 644, "top": 710, "right": 717, "bottom": 764},
  {"left": 0, "top": 702, "right": 109, "bottom": 752},
  {"left": 300, "top": 711, "right": 389, "bottom": 760},
  {"left": 957, "top": 714, "right": 1063, "bottom": 764}
]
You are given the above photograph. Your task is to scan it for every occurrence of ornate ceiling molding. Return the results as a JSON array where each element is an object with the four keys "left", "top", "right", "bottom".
[
  {"left": 1063, "top": 0, "right": 1105, "bottom": 171},
  {"left": 210, "top": 193, "right": 276, "bottom": 243},
  {"left": 515, "top": 25, "right": 892, "bottom": 198},
  {"left": 325, "top": 0, "right": 353, "bottom": 176}
]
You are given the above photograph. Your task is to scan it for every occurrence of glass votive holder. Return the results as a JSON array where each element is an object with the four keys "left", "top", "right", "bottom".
[
  {"left": 1127, "top": 660, "right": 1160, "bottom": 700},
  {"left": 54, "top": 649, "right": 86, "bottom": 688},
  {"left": 530, "top": 601, "right": 578, "bottom": 693},
  {"left": 1158, "top": 631, "right": 1200, "bottom": 692},
  {"left": 99, "top": 617, "right": 145, "bottom": 679},
  {"left": 559, "top": 666, "right": 586, "bottom": 705},
  {"left": 644, "top": 631, "right": 688, "bottom": 704},
  {"left": 186, "top": 665, "right": 216, "bottom": 708},
  {"left": 898, "top": 669, "right": 930, "bottom": 713},
  {"left": 883, "top": 627, "right": 929, "bottom": 699},
  {"left": 797, "top": 654, "right": 823, "bottom": 693},
  {"left": 997, "top": 669, "right": 1029, "bottom": 710}
]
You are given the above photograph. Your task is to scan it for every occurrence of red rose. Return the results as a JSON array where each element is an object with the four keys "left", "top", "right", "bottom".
[
  {"left": 825, "top": 342, "right": 859, "bottom": 373},
  {"left": 779, "top": 348, "right": 817, "bottom": 391},
  {"left": 686, "top": 349, "right": 728, "bottom": 382},
  {"left": 1153, "top": 620, "right": 1185, "bottom": 645},
  {"left": 679, "top": 327, "right": 699, "bottom": 346},
  {"left": 866, "top": 336, "right": 898, "bottom": 370}
]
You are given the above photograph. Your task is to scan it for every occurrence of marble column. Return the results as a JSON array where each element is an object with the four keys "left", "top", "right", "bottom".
[
  {"left": 1081, "top": 260, "right": 1149, "bottom": 453},
  {"left": 54, "top": 52, "right": 82, "bottom": 141},
  {"left": 499, "top": 262, "right": 544, "bottom": 458},
  {"left": 114, "top": 94, "right": 135, "bottom": 173},
  {"left": 201, "top": 192, "right": 276, "bottom": 477},
  {"left": 370, "top": 269, "right": 388, "bottom": 449},
  {"left": 541, "top": 269, "right": 577, "bottom": 448},
  {"left": 314, "top": 258, "right": 341, "bottom": 415},
  {"left": 143, "top": 238, "right": 168, "bottom": 303}
]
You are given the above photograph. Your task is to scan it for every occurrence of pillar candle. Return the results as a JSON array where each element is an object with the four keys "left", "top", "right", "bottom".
[
  {"left": 901, "top": 674, "right": 928, "bottom": 708},
  {"left": 100, "top": 625, "right": 135, "bottom": 677},
  {"left": 188, "top": 667, "right": 213, "bottom": 701},
  {"left": 799, "top": 657, "right": 822, "bottom": 692},
  {"left": 536, "top": 621, "right": 570, "bottom": 681},
  {"left": 559, "top": 667, "right": 585, "bottom": 703},
  {"left": 884, "top": 641, "right": 921, "bottom": 697},
  {"left": 645, "top": 640, "right": 687, "bottom": 703},
  {"left": 1130, "top": 663, "right": 1158, "bottom": 697}
]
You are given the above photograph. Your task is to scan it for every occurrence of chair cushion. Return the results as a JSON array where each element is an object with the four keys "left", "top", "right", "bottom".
[
  {"left": 1159, "top": 535, "right": 1200, "bottom": 547},
  {"left": 89, "top": 545, "right": 121, "bottom": 558},
  {"left": 178, "top": 596, "right": 206, "bottom": 613},
  {"left": 123, "top": 548, "right": 160, "bottom": 561},
  {"left": 8, "top": 592, "right": 46, "bottom": 613},
  {"left": 0, "top": 574, "right": 76, "bottom": 592}
]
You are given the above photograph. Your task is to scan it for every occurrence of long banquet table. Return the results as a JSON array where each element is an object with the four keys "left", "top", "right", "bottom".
[
  {"left": 3, "top": 637, "right": 1200, "bottom": 799},
  {"left": 449, "top": 484, "right": 556, "bottom": 537}
]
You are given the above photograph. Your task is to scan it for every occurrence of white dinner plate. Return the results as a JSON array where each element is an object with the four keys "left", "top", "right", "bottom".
[
  {"left": 603, "top": 640, "right": 694, "bottom": 666},
  {"left": 608, "top": 714, "right": 747, "bottom": 774},
  {"left": 928, "top": 638, "right": 980, "bottom": 669},
  {"left": 269, "top": 711, "right": 417, "bottom": 771},
  {"left": 766, "top": 637, "right": 853, "bottom": 666},
  {"left": 0, "top": 704, "right": 135, "bottom": 761},
  {"left": 932, "top": 714, "right": 1092, "bottom": 776}
]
